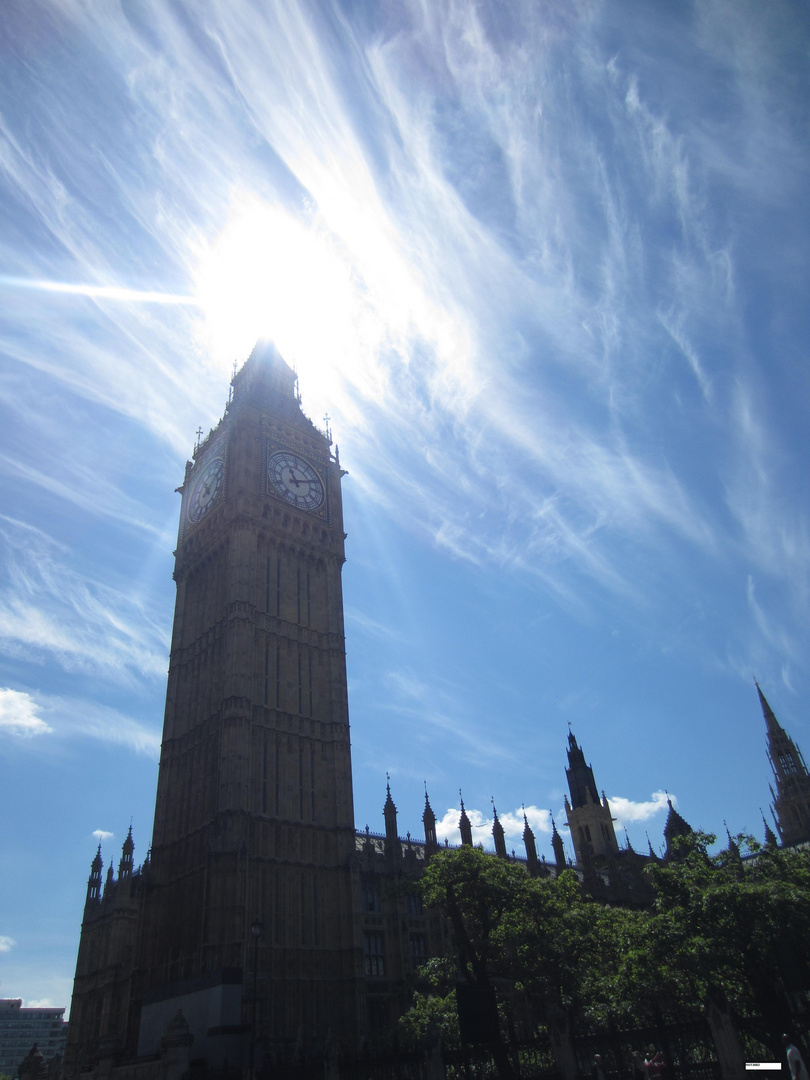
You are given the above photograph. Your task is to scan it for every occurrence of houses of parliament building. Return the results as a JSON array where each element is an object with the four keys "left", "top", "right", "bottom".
[{"left": 62, "top": 343, "right": 810, "bottom": 1080}]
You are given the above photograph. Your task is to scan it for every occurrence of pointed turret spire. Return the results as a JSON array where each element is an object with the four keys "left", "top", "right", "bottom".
[
  {"left": 491, "top": 799, "right": 507, "bottom": 859},
  {"left": 663, "top": 795, "right": 693, "bottom": 860},
  {"left": 104, "top": 863, "right": 115, "bottom": 898},
  {"left": 230, "top": 340, "right": 301, "bottom": 419},
  {"left": 86, "top": 845, "right": 103, "bottom": 903},
  {"left": 522, "top": 807, "right": 538, "bottom": 874},
  {"left": 761, "top": 809, "right": 778, "bottom": 848},
  {"left": 118, "top": 824, "right": 134, "bottom": 880},
  {"left": 383, "top": 774, "right": 400, "bottom": 858},
  {"left": 758, "top": 682, "right": 810, "bottom": 846},
  {"left": 551, "top": 814, "right": 566, "bottom": 870},
  {"left": 565, "top": 731, "right": 600, "bottom": 808},
  {"left": 756, "top": 679, "right": 782, "bottom": 737},
  {"left": 459, "top": 791, "right": 473, "bottom": 847},
  {"left": 422, "top": 783, "right": 438, "bottom": 855}
]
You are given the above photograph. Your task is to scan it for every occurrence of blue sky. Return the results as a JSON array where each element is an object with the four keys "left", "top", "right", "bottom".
[{"left": 1, "top": 0, "right": 809, "bottom": 1009}]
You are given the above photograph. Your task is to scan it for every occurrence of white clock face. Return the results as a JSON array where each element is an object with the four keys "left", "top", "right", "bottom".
[
  {"left": 188, "top": 457, "right": 225, "bottom": 522},
  {"left": 267, "top": 451, "right": 324, "bottom": 511}
]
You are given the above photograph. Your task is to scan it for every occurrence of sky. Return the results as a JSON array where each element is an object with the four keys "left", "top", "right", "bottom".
[{"left": 1, "top": 0, "right": 809, "bottom": 1011}]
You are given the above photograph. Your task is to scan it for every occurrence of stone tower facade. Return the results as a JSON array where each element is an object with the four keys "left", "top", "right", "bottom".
[
  {"left": 563, "top": 731, "right": 619, "bottom": 867},
  {"left": 63, "top": 834, "right": 144, "bottom": 1075},
  {"left": 759, "top": 681, "right": 810, "bottom": 846},
  {"left": 131, "top": 342, "right": 362, "bottom": 1064}
]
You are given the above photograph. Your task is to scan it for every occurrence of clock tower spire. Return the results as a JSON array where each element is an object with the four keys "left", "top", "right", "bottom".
[{"left": 133, "top": 340, "right": 361, "bottom": 1065}]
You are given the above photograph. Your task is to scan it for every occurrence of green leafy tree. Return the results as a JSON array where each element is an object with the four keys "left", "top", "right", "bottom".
[
  {"left": 401, "top": 836, "right": 810, "bottom": 1061},
  {"left": 411, "top": 849, "right": 630, "bottom": 1045},
  {"left": 642, "top": 833, "right": 810, "bottom": 1056}
]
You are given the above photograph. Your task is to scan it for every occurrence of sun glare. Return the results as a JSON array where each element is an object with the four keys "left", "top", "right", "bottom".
[{"left": 195, "top": 201, "right": 360, "bottom": 388}]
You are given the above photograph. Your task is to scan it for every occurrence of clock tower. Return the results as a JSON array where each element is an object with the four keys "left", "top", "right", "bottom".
[{"left": 133, "top": 341, "right": 361, "bottom": 1064}]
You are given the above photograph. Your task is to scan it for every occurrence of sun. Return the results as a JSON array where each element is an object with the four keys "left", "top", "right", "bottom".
[{"left": 195, "top": 198, "right": 359, "bottom": 385}]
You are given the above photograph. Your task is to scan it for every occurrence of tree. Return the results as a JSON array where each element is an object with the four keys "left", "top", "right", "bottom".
[
  {"left": 402, "top": 838, "right": 810, "bottom": 1065},
  {"left": 642, "top": 833, "right": 810, "bottom": 1056},
  {"left": 412, "top": 848, "right": 627, "bottom": 1037}
]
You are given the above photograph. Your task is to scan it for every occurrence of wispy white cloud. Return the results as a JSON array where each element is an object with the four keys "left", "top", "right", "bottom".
[
  {"left": 0, "top": 936, "right": 16, "bottom": 953},
  {"left": 0, "top": 454, "right": 167, "bottom": 539},
  {"left": 0, "top": 517, "right": 169, "bottom": 685},
  {"left": 385, "top": 669, "right": 516, "bottom": 765},
  {"left": 58, "top": 700, "right": 160, "bottom": 758},
  {"left": 0, "top": 686, "right": 160, "bottom": 758},
  {"left": 92, "top": 830, "right": 114, "bottom": 843},
  {"left": 2, "top": 0, "right": 801, "bottom": 650}
]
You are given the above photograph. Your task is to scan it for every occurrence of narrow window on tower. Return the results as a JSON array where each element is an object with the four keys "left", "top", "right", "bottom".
[
  {"left": 363, "top": 933, "right": 385, "bottom": 977},
  {"left": 265, "top": 556, "right": 271, "bottom": 613},
  {"left": 273, "top": 874, "right": 280, "bottom": 945},
  {"left": 297, "top": 651, "right": 303, "bottom": 715},
  {"left": 276, "top": 558, "right": 281, "bottom": 617},
  {"left": 297, "top": 568, "right": 301, "bottom": 624},
  {"left": 275, "top": 644, "right": 281, "bottom": 708},
  {"left": 300, "top": 877, "right": 306, "bottom": 946},
  {"left": 299, "top": 744, "right": 304, "bottom": 819},
  {"left": 409, "top": 935, "right": 427, "bottom": 964},
  {"left": 263, "top": 644, "right": 269, "bottom": 706},
  {"left": 275, "top": 733, "right": 280, "bottom": 814},
  {"left": 306, "top": 571, "right": 311, "bottom": 626},
  {"left": 262, "top": 729, "right": 269, "bottom": 814},
  {"left": 308, "top": 653, "right": 313, "bottom": 717},
  {"left": 361, "top": 877, "right": 381, "bottom": 913},
  {"left": 312, "top": 878, "right": 319, "bottom": 945},
  {"left": 405, "top": 892, "right": 423, "bottom": 917},
  {"left": 310, "top": 744, "right": 316, "bottom": 820}
]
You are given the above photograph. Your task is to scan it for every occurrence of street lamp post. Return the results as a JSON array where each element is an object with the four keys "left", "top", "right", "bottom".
[{"left": 249, "top": 917, "right": 263, "bottom": 1080}]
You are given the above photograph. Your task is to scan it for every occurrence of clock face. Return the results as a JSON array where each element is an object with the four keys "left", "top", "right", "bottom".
[
  {"left": 188, "top": 457, "right": 225, "bottom": 522},
  {"left": 267, "top": 451, "right": 324, "bottom": 511}
]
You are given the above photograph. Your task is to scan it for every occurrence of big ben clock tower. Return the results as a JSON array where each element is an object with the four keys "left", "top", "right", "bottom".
[{"left": 132, "top": 341, "right": 362, "bottom": 1064}]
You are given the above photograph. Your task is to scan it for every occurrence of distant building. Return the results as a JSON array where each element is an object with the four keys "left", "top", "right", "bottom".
[{"left": 0, "top": 1000, "right": 67, "bottom": 1079}]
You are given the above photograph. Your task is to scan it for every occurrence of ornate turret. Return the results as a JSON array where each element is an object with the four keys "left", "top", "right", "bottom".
[
  {"left": 422, "top": 784, "right": 438, "bottom": 856},
  {"left": 565, "top": 731, "right": 599, "bottom": 808},
  {"left": 522, "top": 808, "right": 538, "bottom": 874},
  {"left": 758, "top": 681, "right": 810, "bottom": 847},
  {"left": 563, "top": 732, "right": 620, "bottom": 868},
  {"left": 722, "top": 823, "right": 744, "bottom": 881},
  {"left": 491, "top": 800, "right": 507, "bottom": 859},
  {"left": 86, "top": 845, "right": 103, "bottom": 903},
  {"left": 383, "top": 776, "right": 400, "bottom": 858},
  {"left": 663, "top": 796, "right": 692, "bottom": 860},
  {"left": 551, "top": 815, "right": 566, "bottom": 870},
  {"left": 459, "top": 792, "right": 473, "bottom": 847},
  {"left": 761, "top": 809, "right": 778, "bottom": 848},
  {"left": 118, "top": 825, "right": 134, "bottom": 881}
]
